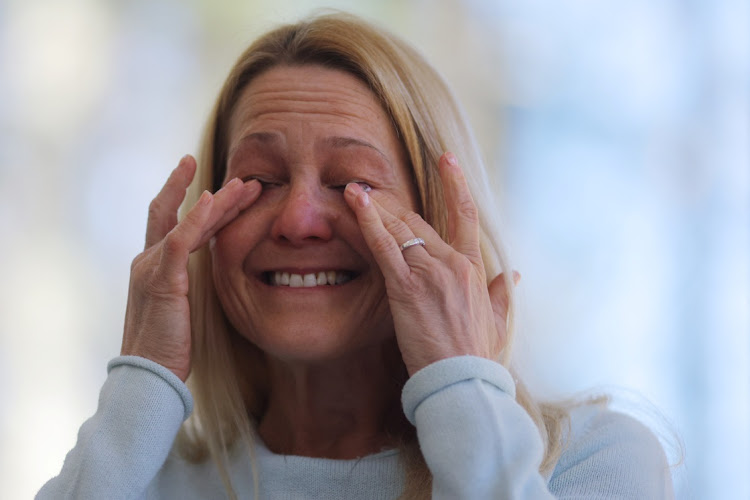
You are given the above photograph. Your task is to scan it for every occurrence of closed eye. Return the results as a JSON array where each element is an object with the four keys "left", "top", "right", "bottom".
[
  {"left": 332, "top": 181, "right": 371, "bottom": 192},
  {"left": 239, "top": 177, "right": 370, "bottom": 192},
  {"left": 242, "top": 175, "right": 281, "bottom": 188}
]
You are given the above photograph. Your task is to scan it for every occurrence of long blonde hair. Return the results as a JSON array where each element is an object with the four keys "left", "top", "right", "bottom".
[{"left": 178, "top": 11, "right": 569, "bottom": 499}]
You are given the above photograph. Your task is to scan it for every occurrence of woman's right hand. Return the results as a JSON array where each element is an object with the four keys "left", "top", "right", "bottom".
[{"left": 120, "top": 155, "right": 261, "bottom": 381}]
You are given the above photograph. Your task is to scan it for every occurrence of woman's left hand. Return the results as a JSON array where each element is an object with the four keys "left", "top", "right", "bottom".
[{"left": 344, "top": 152, "right": 511, "bottom": 376}]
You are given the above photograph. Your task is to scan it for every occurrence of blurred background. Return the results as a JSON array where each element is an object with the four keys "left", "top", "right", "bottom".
[{"left": 1, "top": 0, "right": 747, "bottom": 498}]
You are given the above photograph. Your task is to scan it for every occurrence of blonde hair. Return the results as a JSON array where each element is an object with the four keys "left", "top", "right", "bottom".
[{"left": 178, "top": 11, "right": 570, "bottom": 499}]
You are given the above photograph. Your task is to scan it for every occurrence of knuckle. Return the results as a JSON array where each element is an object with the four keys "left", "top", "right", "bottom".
[
  {"left": 371, "top": 233, "right": 395, "bottom": 256},
  {"left": 391, "top": 270, "right": 419, "bottom": 297},
  {"left": 130, "top": 257, "right": 145, "bottom": 275},
  {"left": 449, "top": 253, "right": 473, "bottom": 276},
  {"left": 401, "top": 211, "right": 423, "bottom": 228},
  {"left": 458, "top": 197, "right": 478, "bottom": 222},
  {"left": 431, "top": 267, "right": 453, "bottom": 292},
  {"left": 161, "top": 231, "right": 183, "bottom": 257},
  {"left": 382, "top": 215, "right": 406, "bottom": 235},
  {"left": 130, "top": 253, "right": 143, "bottom": 271},
  {"left": 130, "top": 248, "right": 154, "bottom": 272},
  {"left": 147, "top": 198, "right": 163, "bottom": 220},
  {"left": 144, "top": 274, "right": 175, "bottom": 297}
]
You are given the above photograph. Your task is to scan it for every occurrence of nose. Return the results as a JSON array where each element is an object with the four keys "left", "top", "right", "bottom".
[{"left": 270, "top": 182, "right": 336, "bottom": 245}]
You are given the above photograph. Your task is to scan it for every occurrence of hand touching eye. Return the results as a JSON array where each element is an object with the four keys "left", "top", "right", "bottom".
[
  {"left": 344, "top": 152, "right": 512, "bottom": 375},
  {"left": 121, "top": 155, "right": 262, "bottom": 381},
  {"left": 239, "top": 177, "right": 370, "bottom": 193},
  {"left": 241, "top": 176, "right": 282, "bottom": 189},
  {"left": 332, "top": 181, "right": 371, "bottom": 192}
]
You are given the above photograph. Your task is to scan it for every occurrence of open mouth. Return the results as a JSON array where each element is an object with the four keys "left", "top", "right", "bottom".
[{"left": 262, "top": 270, "right": 357, "bottom": 287}]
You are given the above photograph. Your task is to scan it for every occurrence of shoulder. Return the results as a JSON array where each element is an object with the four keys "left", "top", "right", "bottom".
[
  {"left": 548, "top": 403, "right": 674, "bottom": 498},
  {"left": 565, "top": 404, "right": 664, "bottom": 461}
]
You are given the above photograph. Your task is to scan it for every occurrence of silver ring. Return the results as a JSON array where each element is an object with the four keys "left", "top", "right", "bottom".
[{"left": 399, "top": 237, "right": 426, "bottom": 252}]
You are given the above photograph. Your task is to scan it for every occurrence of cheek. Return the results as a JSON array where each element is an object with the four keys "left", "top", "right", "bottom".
[
  {"left": 210, "top": 191, "right": 377, "bottom": 267},
  {"left": 209, "top": 213, "right": 267, "bottom": 326},
  {"left": 211, "top": 209, "right": 269, "bottom": 269}
]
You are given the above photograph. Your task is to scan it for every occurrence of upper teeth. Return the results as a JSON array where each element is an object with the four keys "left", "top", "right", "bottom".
[{"left": 269, "top": 271, "right": 352, "bottom": 287}]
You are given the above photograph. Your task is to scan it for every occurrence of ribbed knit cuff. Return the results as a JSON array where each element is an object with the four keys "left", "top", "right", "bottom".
[
  {"left": 401, "top": 355, "right": 515, "bottom": 425},
  {"left": 108, "top": 355, "right": 194, "bottom": 420}
]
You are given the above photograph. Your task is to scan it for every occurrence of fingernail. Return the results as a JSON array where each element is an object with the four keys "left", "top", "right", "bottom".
[
  {"left": 198, "top": 190, "right": 212, "bottom": 206},
  {"left": 245, "top": 178, "right": 262, "bottom": 196},
  {"left": 513, "top": 271, "right": 521, "bottom": 285},
  {"left": 346, "top": 182, "right": 362, "bottom": 195},
  {"left": 444, "top": 152, "right": 457, "bottom": 166},
  {"left": 359, "top": 191, "right": 370, "bottom": 207},
  {"left": 346, "top": 182, "right": 370, "bottom": 206}
]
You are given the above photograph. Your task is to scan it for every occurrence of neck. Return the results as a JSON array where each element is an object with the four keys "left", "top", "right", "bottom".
[{"left": 257, "top": 339, "right": 410, "bottom": 459}]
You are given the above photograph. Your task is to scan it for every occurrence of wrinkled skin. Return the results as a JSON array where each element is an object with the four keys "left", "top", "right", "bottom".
[{"left": 120, "top": 64, "right": 515, "bottom": 457}]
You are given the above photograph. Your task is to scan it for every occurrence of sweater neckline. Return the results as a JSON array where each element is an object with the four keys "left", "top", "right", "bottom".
[{"left": 253, "top": 436, "right": 401, "bottom": 462}]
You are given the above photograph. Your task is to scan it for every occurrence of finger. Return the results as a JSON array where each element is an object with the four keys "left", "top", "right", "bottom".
[
  {"left": 439, "top": 152, "right": 481, "bottom": 262},
  {"left": 368, "top": 199, "right": 429, "bottom": 257},
  {"left": 146, "top": 155, "right": 197, "bottom": 249},
  {"left": 193, "top": 178, "right": 261, "bottom": 248},
  {"left": 154, "top": 179, "right": 261, "bottom": 287},
  {"left": 158, "top": 190, "right": 214, "bottom": 279},
  {"left": 157, "top": 178, "right": 261, "bottom": 280},
  {"left": 344, "top": 182, "right": 411, "bottom": 278},
  {"left": 367, "top": 191, "right": 450, "bottom": 257}
]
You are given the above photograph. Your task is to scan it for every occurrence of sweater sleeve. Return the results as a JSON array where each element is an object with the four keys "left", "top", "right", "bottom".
[
  {"left": 402, "top": 356, "right": 673, "bottom": 499},
  {"left": 36, "top": 356, "right": 193, "bottom": 500}
]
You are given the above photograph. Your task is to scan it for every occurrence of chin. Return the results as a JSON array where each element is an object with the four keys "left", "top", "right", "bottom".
[{"left": 240, "top": 319, "right": 395, "bottom": 366}]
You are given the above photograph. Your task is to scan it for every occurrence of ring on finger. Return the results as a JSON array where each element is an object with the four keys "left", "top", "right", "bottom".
[{"left": 399, "top": 237, "right": 426, "bottom": 252}]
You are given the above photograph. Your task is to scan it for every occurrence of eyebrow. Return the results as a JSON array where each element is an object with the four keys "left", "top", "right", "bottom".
[
  {"left": 227, "top": 132, "right": 281, "bottom": 160},
  {"left": 320, "top": 136, "right": 390, "bottom": 164},
  {"left": 229, "top": 133, "right": 393, "bottom": 167}
]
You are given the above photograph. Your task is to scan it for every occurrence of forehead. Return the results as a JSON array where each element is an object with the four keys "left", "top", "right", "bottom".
[
  {"left": 223, "top": 64, "right": 418, "bottom": 210},
  {"left": 226, "top": 64, "right": 401, "bottom": 155}
]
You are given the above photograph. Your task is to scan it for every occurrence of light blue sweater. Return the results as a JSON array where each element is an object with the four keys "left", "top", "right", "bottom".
[{"left": 38, "top": 355, "right": 673, "bottom": 499}]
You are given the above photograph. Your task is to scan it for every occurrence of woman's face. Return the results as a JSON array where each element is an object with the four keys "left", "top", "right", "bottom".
[{"left": 211, "top": 64, "right": 418, "bottom": 364}]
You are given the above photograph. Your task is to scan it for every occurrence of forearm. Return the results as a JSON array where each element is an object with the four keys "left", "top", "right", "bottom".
[
  {"left": 37, "top": 356, "right": 192, "bottom": 500},
  {"left": 403, "top": 356, "right": 674, "bottom": 499},
  {"left": 402, "top": 356, "right": 553, "bottom": 499}
]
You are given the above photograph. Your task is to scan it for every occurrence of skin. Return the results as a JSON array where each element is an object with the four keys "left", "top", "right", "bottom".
[
  {"left": 121, "top": 64, "right": 515, "bottom": 460},
  {"left": 214, "top": 65, "right": 418, "bottom": 367}
]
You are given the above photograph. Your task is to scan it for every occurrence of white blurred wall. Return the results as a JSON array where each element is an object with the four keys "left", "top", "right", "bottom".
[{"left": 1, "top": 0, "right": 747, "bottom": 498}]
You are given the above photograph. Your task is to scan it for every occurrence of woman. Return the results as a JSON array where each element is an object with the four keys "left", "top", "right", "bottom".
[{"left": 38, "top": 12, "right": 672, "bottom": 499}]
